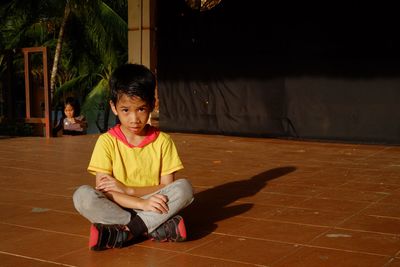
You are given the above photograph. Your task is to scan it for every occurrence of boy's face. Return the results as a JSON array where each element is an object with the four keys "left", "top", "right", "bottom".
[{"left": 110, "top": 94, "right": 151, "bottom": 136}]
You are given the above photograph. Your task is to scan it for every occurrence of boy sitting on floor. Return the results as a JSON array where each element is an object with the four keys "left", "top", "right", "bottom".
[{"left": 73, "top": 63, "right": 194, "bottom": 250}]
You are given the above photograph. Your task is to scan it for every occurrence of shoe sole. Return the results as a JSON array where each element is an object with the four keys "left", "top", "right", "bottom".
[
  {"left": 174, "top": 216, "right": 187, "bottom": 242},
  {"left": 89, "top": 224, "right": 101, "bottom": 250}
]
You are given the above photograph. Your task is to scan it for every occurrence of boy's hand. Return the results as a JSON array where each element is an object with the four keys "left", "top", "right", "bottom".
[
  {"left": 141, "top": 194, "right": 169, "bottom": 214},
  {"left": 96, "top": 175, "right": 129, "bottom": 194}
]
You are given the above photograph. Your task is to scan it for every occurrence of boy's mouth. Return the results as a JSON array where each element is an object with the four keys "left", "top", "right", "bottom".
[{"left": 129, "top": 126, "right": 141, "bottom": 131}]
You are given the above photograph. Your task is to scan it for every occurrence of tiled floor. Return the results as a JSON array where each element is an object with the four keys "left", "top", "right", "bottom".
[{"left": 0, "top": 132, "right": 399, "bottom": 266}]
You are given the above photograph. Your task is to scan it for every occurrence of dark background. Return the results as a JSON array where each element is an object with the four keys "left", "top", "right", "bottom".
[{"left": 156, "top": 1, "right": 400, "bottom": 144}]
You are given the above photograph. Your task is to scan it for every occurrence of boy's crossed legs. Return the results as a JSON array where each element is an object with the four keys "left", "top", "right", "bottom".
[{"left": 73, "top": 179, "right": 194, "bottom": 250}]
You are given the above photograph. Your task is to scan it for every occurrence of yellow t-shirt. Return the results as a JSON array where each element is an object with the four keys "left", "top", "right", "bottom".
[{"left": 87, "top": 126, "right": 183, "bottom": 187}]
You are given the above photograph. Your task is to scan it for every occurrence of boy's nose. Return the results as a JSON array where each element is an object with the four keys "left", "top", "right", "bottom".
[{"left": 130, "top": 114, "right": 140, "bottom": 123}]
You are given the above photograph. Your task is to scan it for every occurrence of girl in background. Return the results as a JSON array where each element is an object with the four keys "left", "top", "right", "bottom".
[{"left": 54, "top": 97, "right": 87, "bottom": 136}]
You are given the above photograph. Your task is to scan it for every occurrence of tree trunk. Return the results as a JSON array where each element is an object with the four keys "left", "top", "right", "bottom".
[
  {"left": 50, "top": 2, "right": 70, "bottom": 101},
  {"left": 50, "top": 3, "right": 70, "bottom": 129}
]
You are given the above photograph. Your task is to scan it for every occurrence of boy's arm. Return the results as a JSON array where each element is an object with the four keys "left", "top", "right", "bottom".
[
  {"left": 105, "top": 191, "right": 168, "bottom": 213},
  {"left": 96, "top": 172, "right": 175, "bottom": 197},
  {"left": 96, "top": 172, "right": 169, "bottom": 213},
  {"left": 131, "top": 173, "right": 174, "bottom": 196}
]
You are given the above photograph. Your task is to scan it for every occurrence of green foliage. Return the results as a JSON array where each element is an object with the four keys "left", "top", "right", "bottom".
[
  {"left": 81, "top": 78, "right": 109, "bottom": 129},
  {"left": 0, "top": 0, "right": 128, "bottom": 134}
]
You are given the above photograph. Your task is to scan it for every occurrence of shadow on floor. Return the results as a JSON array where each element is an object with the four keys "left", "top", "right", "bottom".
[{"left": 182, "top": 166, "right": 297, "bottom": 240}]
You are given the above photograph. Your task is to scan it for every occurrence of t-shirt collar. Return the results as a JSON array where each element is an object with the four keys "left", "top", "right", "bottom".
[{"left": 108, "top": 124, "right": 160, "bottom": 148}]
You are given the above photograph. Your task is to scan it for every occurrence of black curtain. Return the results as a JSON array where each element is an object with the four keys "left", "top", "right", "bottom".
[{"left": 157, "top": 1, "right": 400, "bottom": 144}]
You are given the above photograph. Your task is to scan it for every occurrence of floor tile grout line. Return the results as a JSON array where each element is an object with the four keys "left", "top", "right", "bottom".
[
  {"left": 50, "top": 247, "right": 88, "bottom": 263},
  {"left": 139, "top": 230, "right": 305, "bottom": 253},
  {"left": 152, "top": 252, "right": 184, "bottom": 266},
  {"left": 396, "top": 245, "right": 400, "bottom": 254},
  {"left": 5, "top": 217, "right": 351, "bottom": 262},
  {"left": 210, "top": 231, "right": 393, "bottom": 257},
  {"left": 332, "top": 226, "right": 400, "bottom": 237},
  {"left": 269, "top": 244, "right": 393, "bottom": 267},
  {"left": 375, "top": 190, "right": 400, "bottom": 205},
  {"left": 184, "top": 252, "right": 268, "bottom": 267},
  {"left": 156, "top": 249, "right": 266, "bottom": 267},
  {"left": 183, "top": 235, "right": 225, "bottom": 253},
  {"left": 235, "top": 215, "right": 338, "bottom": 230},
  {"left": 304, "top": 236, "right": 395, "bottom": 257},
  {"left": 266, "top": 180, "right": 400, "bottom": 192},
  {"left": 0, "top": 187, "right": 74, "bottom": 198},
  {"left": 278, "top": 191, "right": 400, "bottom": 260},
  {"left": 0, "top": 202, "right": 77, "bottom": 215},
  {"left": 340, "top": 180, "right": 400, "bottom": 188},
  {"left": 0, "top": 251, "right": 77, "bottom": 267},
  {"left": 3, "top": 196, "right": 393, "bottom": 238},
  {"left": 395, "top": 249, "right": 400, "bottom": 258},
  {"left": 0, "top": 156, "right": 86, "bottom": 164},
  {"left": 4, "top": 228, "right": 389, "bottom": 267},
  {"left": 269, "top": 245, "right": 303, "bottom": 267},
  {"left": 383, "top": 257, "right": 399, "bottom": 267},
  {"left": 234, "top": 199, "right": 378, "bottom": 210},
  {"left": 367, "top": 214, "right": 400, "bottom": 220},
  {"left": 251, "top": 190, "right": 323, "bottom": 198},
  {"left": 330, "top": 191, "right": 392, "bottom": 228},
  {"left": 210, "top": 231, "right": 314, "bottom": 249},
  {"left": 0, "top": 221, "right": 87, "bottom": 238},
  {"left": 206, "top": 222, "right": 399, "bottom": 259},
  {"left": 136, "top": 233, "right": 224, "bottom": 254},
  {"left": 304, "top": 191, "right": 400, "bottom": 243},
  {"left": 356, "top": 147, "right": 392, "bottom": 161},
  {"left": 233, "top": 202, "right": 400, "bottom": 236},
  {"left": 247, "top": 210, "right": 346, "bottom": 223},
  {"left": 236, "top": 213, "right": 400, "bottom": 237},
  {"left": 144, "top": 236, "right": 251, "bottom": 267},
  {"left": 0, "top": 165, "right": 84, "bottom": 175},
  {"left": 3, "top": 183, "right": 395, "bottom": 204}
]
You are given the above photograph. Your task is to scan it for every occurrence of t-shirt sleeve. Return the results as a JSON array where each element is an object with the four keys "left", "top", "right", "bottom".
[
  {"left": 87, "top": 134, "right": 113, "bottom": 176},
  {"left": 161, "top": 135, "right": 184, "bottom": 176}
]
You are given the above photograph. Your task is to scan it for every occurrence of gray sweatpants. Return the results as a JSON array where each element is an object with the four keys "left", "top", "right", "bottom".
[{"left": 72, "top": 179, "right": 194, "bottom": 233}]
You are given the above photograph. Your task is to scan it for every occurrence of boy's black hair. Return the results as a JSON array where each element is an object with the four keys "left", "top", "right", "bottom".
[
  {"left": 109, "top": 64, "right": 156, "bottom": 111},
  {"left": 65, "top": 96, "right": 80, "bottom": 116}
]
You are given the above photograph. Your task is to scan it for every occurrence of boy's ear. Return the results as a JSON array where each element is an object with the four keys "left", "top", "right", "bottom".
[{"left": 110, "top": 101, "right": 118, "bottom": 116}]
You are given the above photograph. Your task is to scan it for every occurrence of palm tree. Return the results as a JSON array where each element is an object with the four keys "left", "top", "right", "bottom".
[
  {"left": 0, "top": 0, "right": 128, "bottom": 133},
  {"left": 0, "top": 0, "right": 62, "bottom": 127},
  {"left": 50, "top": 0, "right": 70, "bottom": 101},
  {"left": 0, "top": 1, "right": 63, "bottom": 49},
  {"left": 53, "top": 0, "right": 128, "bottom": 132}
]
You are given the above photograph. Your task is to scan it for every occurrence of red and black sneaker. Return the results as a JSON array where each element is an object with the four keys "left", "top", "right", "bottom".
[
  {"left": 89, "top": 223, "right": 129, "bottom": 251},
  {"left": 149, "top": 215, "right": 187, "bottom": 242}
]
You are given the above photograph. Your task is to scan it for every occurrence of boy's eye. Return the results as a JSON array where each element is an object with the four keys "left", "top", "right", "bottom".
[
  {"left": 138, "top": 107, "right": 147, "bottom": 112},
  {"left": 121, "top": 109, "right": 129, "bottom": 113}
]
